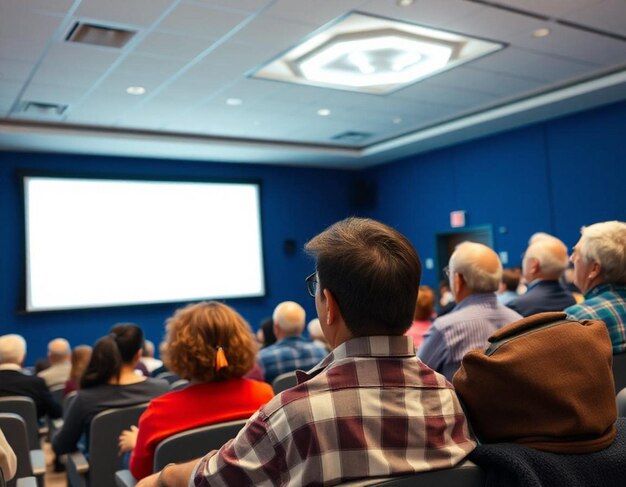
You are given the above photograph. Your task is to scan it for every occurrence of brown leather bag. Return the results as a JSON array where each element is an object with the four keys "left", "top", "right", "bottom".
[{"left": 453, "top": 311, "right": 617, "bottom": 453}]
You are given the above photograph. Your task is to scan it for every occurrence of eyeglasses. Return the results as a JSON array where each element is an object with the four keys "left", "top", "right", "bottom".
[{"left": 305, "top": 272, "right": 318, "bottom": 297}]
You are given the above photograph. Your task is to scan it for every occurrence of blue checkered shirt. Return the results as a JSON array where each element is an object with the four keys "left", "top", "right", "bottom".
[
  {"left": 257, "top": 336, "right": 328, "bottom": 384},
  {"left": 566, "top": 283, "right": 626, "bottom": 354}
]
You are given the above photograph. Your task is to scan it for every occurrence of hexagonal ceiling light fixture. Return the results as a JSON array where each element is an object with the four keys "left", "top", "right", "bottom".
[{"left": 252, "top": 12, "right": 504, "bottom": 95}]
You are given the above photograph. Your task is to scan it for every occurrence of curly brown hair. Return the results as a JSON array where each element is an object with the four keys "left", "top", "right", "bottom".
[{"left": 164, "top": 301, "right": 258, "bottom": 382}]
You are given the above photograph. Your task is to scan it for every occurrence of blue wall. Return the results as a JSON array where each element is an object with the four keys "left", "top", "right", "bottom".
[
  {"left": 0, "top": 152, "right": 356, "bottom": 363},
  {"left": 2, "top": 100, "right": 626, "bottom": 363},
  {"left": 364, "top": 100, "right": 626, "bottom": 288}
]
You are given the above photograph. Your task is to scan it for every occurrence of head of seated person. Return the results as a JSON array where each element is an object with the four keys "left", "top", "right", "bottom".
[
  {"left": 0, "top": 334, "right": 26, "bottom": 367},
  {"left": 164, "top": 301, "right": 258, "bottom": 383}
]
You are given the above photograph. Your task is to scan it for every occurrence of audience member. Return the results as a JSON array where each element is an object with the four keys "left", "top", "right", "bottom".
[
  {"left": 257, "top": 301, "right": 327, "bottom": 383},
  {"left": 118, "top": 301, "right": 274, "bottom": 480},
  {"left": 52, "top": 324, "right": 168, "bottom": 456},
  {"left": 307, "top": 318, "right": 330, "bottom": 352},
  {"left": 0, "top": 427, "right": 17, "bottom": 482},
  {"left": 140, "top": 340, "right": 163, "bottom": 374},
  {"left": 507, "top": 237, "right": 575, "bottom": 316},
  {"left": 150, "top": 342, "right": 170, "bottom": 378},
  {"left": 566, "top": 221, "right": 626, "bottom": 353},
  {"left": 0, "top": 334, "right": 61, "bottom": 419},
  {"left": 438, "top": 279, "right": 456, "bottom": 315},
  {"left": 63, "top": 345, "right": 92, "bottom": 397},
  {"left": 418, "top": 242, "right": 522, "bottom": 380},
  {"left": 497, "top": 268, "right": 520, "bottom": 305},
  {"left": 138, "top": 217, "right": 475, "bottom": 487},
  {"left": 38, "top": 338, "right": 72, "bottom": 388},
  {"left": 255, "top": 317, "right": 276, "bottom": 348},
  {"left": 405, "top": 285, "right": 435, "bottom": 348}
]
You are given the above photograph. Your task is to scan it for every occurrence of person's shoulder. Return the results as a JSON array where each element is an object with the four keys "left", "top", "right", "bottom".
[{"left": 432, "top": 309, "right": 461, "bottom": 329}]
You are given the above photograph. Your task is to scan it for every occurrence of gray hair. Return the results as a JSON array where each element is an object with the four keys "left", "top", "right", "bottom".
[
  {"left": 0, "top": 334, "right": 27, "bottom": 365},
  {"left": 524, "top": 238, "right": 569, "bottom": 278},
  {"left": 273, "top": 301, "right": 306, "bottom": 336},
  {"left": 579, "top": 221, "right": 626, "bottom": 284},
  {"left": 450, "top": 242, "right": 502, "bottom": 293}
]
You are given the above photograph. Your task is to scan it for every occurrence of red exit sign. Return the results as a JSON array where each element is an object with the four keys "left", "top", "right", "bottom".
[{"left": 450, "top": 210, "right": 466, "bottom": 228}]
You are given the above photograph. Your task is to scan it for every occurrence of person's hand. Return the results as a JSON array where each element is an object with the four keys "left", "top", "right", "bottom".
[
  {"left": 136, "top": 472, "right": 160, "bottom": 487},
  {"left": 118, "top": 425, "right": 138, "bottom": 454}
]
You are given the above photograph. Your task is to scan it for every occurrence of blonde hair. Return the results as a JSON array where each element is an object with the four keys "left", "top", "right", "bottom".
[{"left": 165, "top": 301, "right": 257, "bottom": 382}]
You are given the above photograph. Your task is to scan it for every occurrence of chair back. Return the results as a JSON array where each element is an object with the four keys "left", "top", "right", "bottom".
[
  {"left": 87, "top": 403, "right": 148, "bottom": 487},
  {"left": 63, "top": 391, "right": 77, "bottom": 419},
  {"left": 153, "top": 419, "right": 247, "bottom": 472},
  {"left": 0, "top": 397, "right": 39, "bottom": 450},
  {"left": 613, "top": 353, "right": 626, "bottom": 393},
  {"left": 0, "top": 413, "right": 34, "bottom": 487},
  {"left": 272, "top": 372, "right": 297, "bottom": 394},
  {"left": 340, "top": 460, "right": 485, "bottom": 486},
  {"left": 169, "top": 379, "right": 189, "bottom": 391},
  {"left": 154, "top": 372, "right": 179, "bottom": 385},
  {"left": 50, "top": 384, "right": 65, "bottom": 408},
  {"left": 618, "top": 388, "right": 626, "bottom": 417}
]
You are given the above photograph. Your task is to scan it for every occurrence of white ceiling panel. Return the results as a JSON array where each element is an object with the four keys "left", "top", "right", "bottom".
[
  {"left": 75, "top": 0, "right": 176, "bottom": 28},
  {"left": 488, "top": 0, "right": 603, "bottom": 18},
  {"left": 1, "top": 0, "right": 626, "bottom": 167},
  {"left": 158, "top": 3, "right": 250, "bottom": 39},
  {"left": 563, "top": 0, "right": 626, "bottom": 37}
]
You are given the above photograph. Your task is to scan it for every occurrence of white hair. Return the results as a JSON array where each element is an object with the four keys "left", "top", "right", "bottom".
[
  {"left": 307, "top": 318, "right": 323, "bottom": 340},
  {"left": 0, "top": 334, "right": 27, "bottom": 365},
  {"left": 528, "top": 232, "right": 556, "bottom": 245},
  {"left": 524, "top": 238, "right": 569, "bottom": 278},
  {"left": 579, "top": 221, "right": 626, "bottom": 284},
  {"left": 451, "top": 242, "right": 502, "bottom": 293},
  {"left": 273, "top": 301, "right": 306, "bottom": 336},
  {"left": 48, "top": 338, "right": 71, "bottom": 359}
]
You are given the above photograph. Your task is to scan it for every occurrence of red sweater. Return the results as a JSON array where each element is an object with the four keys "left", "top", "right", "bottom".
[{"left": 129, "top": 378, "right": 274, "bottom": 480}]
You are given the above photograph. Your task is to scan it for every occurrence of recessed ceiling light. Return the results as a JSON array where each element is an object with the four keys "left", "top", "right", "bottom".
[
  {"left": 317, "top": 108, "right": 331, "bottom": 117},
  {"left": 532, "top": 28, "right": 551, "bottom": 38},
  {"left": 226, "top": 98, "right": 243, "bottom": 106},
  {"left": 126, "top": 86, "right": 146, "bottom": 95},
  {"left": 393, "top": 117, "right": 403, "bottom": 124},
  {"left": 253, "top": 12, "right": 503, "bottom": 95},
  {"left": 397, "top": 0, "right": 415, "bottom": 6}
]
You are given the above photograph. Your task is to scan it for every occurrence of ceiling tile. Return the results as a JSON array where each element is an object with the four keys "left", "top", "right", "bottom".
[
  {"left": 75, "top": 0, "right": 176, "bottom": 28},
  {"left": 1, "top": 0, "right": 75, "bottom": 15},
  {"left": 563, "top": 0, "right": 626, "bottom": 37},
  {"left": 134, "top": 31, "right": 212, "bottom": 61},
  {"left": 0, "top": 37, "right": 48, "bottom": 62},
  {"left": 263, "top": 0, "right": 364, "bottom": 25},
  {"left": 488, "top": 0, "right": 604, "bottom": 18},
  {"left": 41, "top": 42, "right": 122, "bottom": 72},
  {"left": 20, "top": 82, "right": 90, "bottom": 105},
  {"left": 66, "top": 92, "right": 144, "bottom": 124},
  {"left": 0, "top": 79, "right": 23, "bottom": 100},
  {"left": 427, "top": 66, "right": 543, "bottom": 97},
  {"left": 30, "top": 64, "right": 105, "bottom": 89},
  {"left": 362, "top": 0, "right": 484, "bottom": 27},
  {"left": 0, "top": 7, "right": 64, "bottom": 46},
  {"left": 0, "top": 59, "right": 36, "bottom": 82},
  {"left": 192, "top": 0, "right": 273, "bottom": 13},
  {"left": 158, "top": 3, "right": 249, "bottom": 39},
  {"left": 232, "top": 16, "right": 317, "bottom": 51},
  {"left": 0, "top": 97, "right": 14, "bottom": 116}
]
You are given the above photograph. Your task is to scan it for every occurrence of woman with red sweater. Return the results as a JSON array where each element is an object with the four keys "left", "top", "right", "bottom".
[{"left": 118, "top": 301, "right": 274, "bottom": 481}]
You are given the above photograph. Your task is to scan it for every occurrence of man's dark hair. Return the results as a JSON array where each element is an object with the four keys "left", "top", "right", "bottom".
[
  {"left": 305, "top": 217, "right": 422, "bottom": 336},
  {"left": 501, "top": 268, "right": 521, "bottom": 291}
]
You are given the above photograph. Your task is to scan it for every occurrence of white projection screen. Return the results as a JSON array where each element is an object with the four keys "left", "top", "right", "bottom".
[{"left": 23, "top": 176, "right": 265, "bottom": 312}]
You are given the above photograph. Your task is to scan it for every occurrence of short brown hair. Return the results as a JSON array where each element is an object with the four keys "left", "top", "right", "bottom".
[
  {"left": 501, "top": 268, "right": 521, "bottom": 291},
  {"left": 165, "top": 301, "right": 257, "bottom": 382},
  {"left": 305, "top": 217, "right": 422, "bottom": 336},
  {"left": 414, "top": 286, "right": 435, "bottom": 321}
]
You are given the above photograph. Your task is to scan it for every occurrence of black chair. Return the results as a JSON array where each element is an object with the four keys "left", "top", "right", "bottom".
[
  {"left": 66, "top": 403, "right": 148, "bottom": 487},
  {"left": 617, "top": 388, "right": 626, "bottom": 417},
  {"left": 340, "top": 460, "right": 484, "bottom": 486},
  {"left": 115, "top": 419, "right": 248, "bottom": 487},
  {"left": 0, "top": 414, "right": 45, "bottom": 487},
  {"left": 613, "top": 353, "right": 626, "bottom": 393},
  {"left": 154, "top": 372, "right": 179, "bottom": 385},
  {"left": 169, "top": 379, "right": 189, "bottom": 391},
  {"left": 272, "top": 371, "right": 298, "bottom": 394},
  {"left": 0, "top": 397, "right": 40, "bottom": 451}
]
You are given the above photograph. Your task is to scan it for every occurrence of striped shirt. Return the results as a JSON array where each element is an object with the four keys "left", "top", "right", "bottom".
[
  {"left": 257, "top": 336, "right": 328, "bottom": 384},
  {"left": 565, "top": 283, "right": 626, "bottom": 354},
  {"left": 418, "top": 293, "right": 522, "bottom": 380},
  {"left": 192, "top": 336, "right": 476, "bottom": 486}
]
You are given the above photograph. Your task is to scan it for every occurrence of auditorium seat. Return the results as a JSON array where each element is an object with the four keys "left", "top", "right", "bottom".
[
  {"left": 0, "top": 413, "right": 45, "bottom": 487},
  {"left": 272, "top": 371, "right": 297, "bottom": 394},
  {"left": 613, "top": 353, "right": 626, "bottom": 392}
]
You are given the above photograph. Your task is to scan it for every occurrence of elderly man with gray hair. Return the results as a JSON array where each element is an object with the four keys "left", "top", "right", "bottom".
[
  {"left": 257, "top": 301, "right": 327, "bottom": 384},
  {"left": 566, "top": 221, "right": 626, "bottom": 354},
  {"left": 38, "top": 337, "right": 72, "bottom": 387},
  {"left": 418, "top": 242, "right": 522, "bottom": 380},
  {"left": 507, "top": 235, "right": 576, "bottom": 316}
]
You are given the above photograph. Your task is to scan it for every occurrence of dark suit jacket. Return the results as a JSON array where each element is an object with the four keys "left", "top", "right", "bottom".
[
  {"left": 0, "top": 369, "right": 62, "bottom": 419},
  {"left": 507, "top": 280, "right": 576, "bottom": 317}
]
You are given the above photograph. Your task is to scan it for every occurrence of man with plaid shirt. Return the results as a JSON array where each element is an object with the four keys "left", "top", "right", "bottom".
[
  {"left": 566, "top": 221, "right": 626, "bottom": 354},
  {"left": 138, "top": 217, "right": 475, "bottom": 487}
]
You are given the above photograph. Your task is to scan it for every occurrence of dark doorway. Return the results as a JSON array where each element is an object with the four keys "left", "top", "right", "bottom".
[{"left": 436, "top": 226, "right": 494, "bottom": 281}]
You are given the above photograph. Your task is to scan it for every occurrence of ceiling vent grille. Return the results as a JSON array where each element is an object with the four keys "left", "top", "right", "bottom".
[
  {"left": 331, "top": 131, "right": 373, "bottom": 143},
  {"left": 21, "top": 101, "right": 68, "bottom": 116},
  {"left": 66, "top": 22, "right": 136, "bottom": 48}
]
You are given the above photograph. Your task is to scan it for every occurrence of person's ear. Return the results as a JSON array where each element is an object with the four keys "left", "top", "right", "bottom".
[
  {"left": 323, "top": 288, "right": 338, "bottom": 326},
  {"left": 588, "top": 261, "right": 601, "bottom": 281}
]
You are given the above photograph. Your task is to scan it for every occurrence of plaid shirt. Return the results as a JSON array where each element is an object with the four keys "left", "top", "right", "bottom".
[
  {"left": 257, "top": 336, "right": 328, "bottom": 384},
  {"left": 566, "top": 283, "right": 626, "bottom": 354},
  {"left": 192, "top": 335, "right": 475, "bottom": 486}
]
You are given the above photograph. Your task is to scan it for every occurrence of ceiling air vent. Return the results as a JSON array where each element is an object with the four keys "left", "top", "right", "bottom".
[
  {"left": 66, "top": 22, "right": 136, "bottom": 48},
  {"left": 331, "top": 131, "right": 373, "bottom": 143},
  {"left": 21, "top": 101, "right": 68, "bottom": 116}
]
